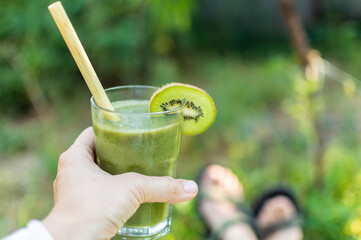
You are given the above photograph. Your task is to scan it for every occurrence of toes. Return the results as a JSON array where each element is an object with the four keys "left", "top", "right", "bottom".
[
  {"left": 208, "top": 164, "right": 227, "bottom": 182},
  {"left": 222, "top": 168, "right": 244, "bottom": 199},
  {"left": 200, "top": 164, "right": 244, "bottom": 200},
  {"left": 228, "top": 172, "right": 244, "bottom": 197},
  {"left": 257, "top": 196, "right": 297, "bottom": 228},
  {"left": 201, "top": 164, "right": 226, "bottom": 186}
]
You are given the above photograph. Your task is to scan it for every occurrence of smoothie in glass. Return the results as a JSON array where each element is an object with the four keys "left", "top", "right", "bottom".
[{"left": 91, "top": 86, "right": 183, "bottom": 239}]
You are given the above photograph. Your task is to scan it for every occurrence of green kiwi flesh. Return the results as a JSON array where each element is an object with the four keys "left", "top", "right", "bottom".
[{"left": 150, "top": 83, "right": 216, "bottom": 135}]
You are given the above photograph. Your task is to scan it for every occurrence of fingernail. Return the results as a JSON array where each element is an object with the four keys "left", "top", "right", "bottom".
[{"left": 181, "top": 180, "right": 198, "bottom": 194}]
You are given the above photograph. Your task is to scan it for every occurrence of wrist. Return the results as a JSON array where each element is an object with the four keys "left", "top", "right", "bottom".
[{"left": 42, "top": 208, "right": 91, "bottom": 240}]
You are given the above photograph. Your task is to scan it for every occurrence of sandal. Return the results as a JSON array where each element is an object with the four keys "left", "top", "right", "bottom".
[
  {"left": 252, "top": 187, "right": 303, "bottom": 240},
  {"left": 196, "top": 164, "right": 256, "bottom": 240}
]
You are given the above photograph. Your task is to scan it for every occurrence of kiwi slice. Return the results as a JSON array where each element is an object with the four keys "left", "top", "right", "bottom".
[{"left": 150, "top": 83, "right": 216, "bottom": 135}]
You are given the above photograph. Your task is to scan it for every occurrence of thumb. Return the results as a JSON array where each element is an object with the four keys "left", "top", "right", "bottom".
[{"left": 126, "top": 174, "right": 198, "bottom": 204}]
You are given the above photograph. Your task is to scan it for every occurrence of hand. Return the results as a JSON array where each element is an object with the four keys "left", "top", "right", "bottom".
[{"left": 42, "top": 127, "right": 198, "bottom": 240}]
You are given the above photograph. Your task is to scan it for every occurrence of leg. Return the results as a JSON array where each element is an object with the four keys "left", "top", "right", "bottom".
[
  {"left": 198, "top": 164, "right": 258, "bottom": 240},
  {"left": 255, "top": 192, "right": 303, "bottom": 240}
]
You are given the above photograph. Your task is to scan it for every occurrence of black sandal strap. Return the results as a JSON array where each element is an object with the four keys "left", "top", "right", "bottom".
[
  {"left": 208, "top": 213, "right": 255, "bottom": 240},
  {"left": 236, "top": 201, "right": 254, "bottom": 218},
  {"left": 198, "top": 189, "right": 238, "bottom": 203},
  {"left": 257, "top": 215, "right": 303, "bottom": 240}
]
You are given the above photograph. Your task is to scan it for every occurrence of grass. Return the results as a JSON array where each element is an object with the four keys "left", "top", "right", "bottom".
[{"left": 1, "top": 53, "right": 361, "bottom": 239}]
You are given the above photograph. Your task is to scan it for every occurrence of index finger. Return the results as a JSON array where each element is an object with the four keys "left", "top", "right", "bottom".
[
  {"left": 58, "top": 127, "right": 96, "bottom": 170},
  {"left": 74, "top": 126, "right": 95, "bottom": 151}
]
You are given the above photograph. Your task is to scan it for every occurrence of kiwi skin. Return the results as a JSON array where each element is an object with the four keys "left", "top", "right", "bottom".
[
  {"left": 150, "top": 83, "right": 216, "bottom": 136},
  {"left": 151, "top": 83, "right": 212, "bottom": 103}
]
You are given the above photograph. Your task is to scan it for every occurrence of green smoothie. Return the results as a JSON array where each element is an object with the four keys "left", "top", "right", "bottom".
[{"left": 92, "top": 100, "right": 182, "bottom": 227}]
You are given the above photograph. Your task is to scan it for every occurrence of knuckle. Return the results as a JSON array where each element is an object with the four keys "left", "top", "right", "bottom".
[
  {"left": 85, "top": 126, "right": 93, "bottom": 132},
  {"left": 126, "top": 173, "right": 145, "bottom": 191},
  {"left": 115, "top": 172, "right": 143, "bottom": 190},
  {"left": 58, "top": 143, "right": 95, "bottom": 170},
  {"left": 58, "top": 151, "right": 69, "bottom": 169},
  {"left": 117, "top": 172, "right": 147, "bottom": 202},
  {"left": 124, "top": 172, "right": 141, "bottom": 178},
  {"left": 54, "top": 170, "right": 64, "bottom": 182},
  {"left": 52, "top": 179, "right": 57, "bottom": 201},
  {"left": 122, "top": 172, "right": 142, "bottom": 183},
  {"left": 52, "top": 179, "right": 56, "bottom": 190},
  {"left": 71, "top": 144, "right": 94, "bottom": 159},
  {"left": 164, "top": 176, "right": 178, "bottom": 199},
  {"left": 55, "top": 166, "right": 69, "bottom": 181}
]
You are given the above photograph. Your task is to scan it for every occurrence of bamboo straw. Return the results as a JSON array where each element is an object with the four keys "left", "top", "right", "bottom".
[{"left": 48, "top": 1, "right": 117, "bottom": 118}]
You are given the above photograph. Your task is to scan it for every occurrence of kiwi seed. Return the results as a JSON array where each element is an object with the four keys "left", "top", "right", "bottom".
[{"left": 149, "top": 83, "right": 216, "bottom": 135}]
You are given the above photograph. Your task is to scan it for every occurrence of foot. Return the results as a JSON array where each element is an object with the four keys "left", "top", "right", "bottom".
[
  {"left": 256, "top": 196, "right": 303, "bottom": 240},
  {"left": 199, "top": 164, "right": 257, "bottom": 240}
]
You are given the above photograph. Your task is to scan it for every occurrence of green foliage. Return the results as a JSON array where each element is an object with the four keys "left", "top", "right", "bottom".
[
  {"left": 175, "top": 55, "right": 361, "bottom": 240},
  {"left": 147, "top": 0, "right": 195, "bottom": 32},
  {"left": 1, "top": 1, "right": 361, "bottom": 239},
  {"left": 0, "top": 0, "right": 196, "bottom": 117},
  {"left": 0, "top": 119, "right": 43, "bottom": 154},
  {"left": 1, "top": 53, "right": 361, "bottom": 239}
]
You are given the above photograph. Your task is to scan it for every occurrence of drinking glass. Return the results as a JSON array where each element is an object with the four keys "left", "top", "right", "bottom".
[{"left": 91, "top": 86, "right": 184, "bottom": 239}]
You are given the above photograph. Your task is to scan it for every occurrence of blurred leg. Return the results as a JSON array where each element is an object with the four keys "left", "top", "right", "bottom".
[
  {"left": 199, "top": 165, "right": 258, "bottom": 240},
  {"left": 256, "top": 196, "right": 303, "bottom": 240}
]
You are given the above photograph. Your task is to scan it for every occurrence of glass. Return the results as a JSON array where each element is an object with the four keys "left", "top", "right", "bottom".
[{"left": 91, "top": 86, "right": 184, "bottom": 239}]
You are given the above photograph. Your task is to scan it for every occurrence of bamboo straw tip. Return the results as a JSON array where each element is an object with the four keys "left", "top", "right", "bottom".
[{"left": 48, "top": 1, "right": 62, "bottom": 10}]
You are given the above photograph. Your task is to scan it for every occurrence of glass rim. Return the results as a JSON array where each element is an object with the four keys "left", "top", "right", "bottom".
[{"left": 90, "top": 85, "right": 185, "bottom": 116}]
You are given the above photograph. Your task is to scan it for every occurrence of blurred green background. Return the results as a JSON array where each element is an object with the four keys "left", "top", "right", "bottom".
[{"left": 1, "top": 0, "right": 361, "bottom": 239}]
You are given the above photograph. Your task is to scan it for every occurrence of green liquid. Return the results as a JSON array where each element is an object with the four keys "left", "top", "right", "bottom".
[{"left": 93, "top": 100, "right": 182, "bottom": 227}]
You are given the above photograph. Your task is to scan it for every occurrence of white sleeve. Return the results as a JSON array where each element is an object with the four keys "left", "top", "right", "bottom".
[{"left": 2, "top": 220, "right": 54, "bottom": 240}]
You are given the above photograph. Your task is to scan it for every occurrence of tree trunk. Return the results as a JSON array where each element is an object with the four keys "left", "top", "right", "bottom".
[
  {"left": 278, "top": 0, "right": 310, "bottom": 68},
  {"left": 278, "top": 0, "right": 326, "bottom": 188}
]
